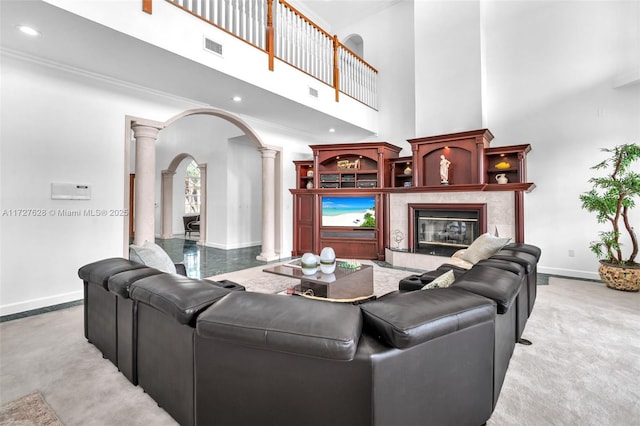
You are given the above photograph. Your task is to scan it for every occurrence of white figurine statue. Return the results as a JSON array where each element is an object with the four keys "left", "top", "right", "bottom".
[{"left": 440, "top": 155, "right": 451, "bottom": 184}]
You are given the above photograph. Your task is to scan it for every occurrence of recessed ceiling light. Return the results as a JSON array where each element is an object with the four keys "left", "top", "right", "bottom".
[
  {"left": 329, "top": 128, "right": 336, "bottom": 133},
  {"left": 232, "top": 96, "right": 242, "bottom": 102},
  {"left": 17, "top": 25, "right": 40, "bottom": 36}
]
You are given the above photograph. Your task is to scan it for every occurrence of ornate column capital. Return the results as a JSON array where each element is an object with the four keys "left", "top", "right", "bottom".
[
  {"left": 258, "top": 147, "right": 278, "bottom": 159},
  {"left": 131, "top": 120, "right": 163, "bottom": 140}
]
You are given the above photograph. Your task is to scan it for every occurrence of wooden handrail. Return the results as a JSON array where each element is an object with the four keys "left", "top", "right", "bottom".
[
  {"left": 267, "top": 0, "right": 275, "bottom": 71},
  {"left": 277, "top": 0, "right": 333, "bottom": 40},
  {"left": 149, "top": 0, "right": 378, "bottom": 109},
  {"left": 333, "top": 35, "right": 340, "bottom": 102},
  {"left": 143, "top": 0, "right": 152, "bottom": 14},
  {"left": 337, "top": 41, "right": 378, "bottom": 74}
]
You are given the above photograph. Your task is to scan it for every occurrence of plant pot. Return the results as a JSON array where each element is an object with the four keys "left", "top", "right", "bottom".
[{"left": 598, "top": 261, "right": 640, "bottom": 292}]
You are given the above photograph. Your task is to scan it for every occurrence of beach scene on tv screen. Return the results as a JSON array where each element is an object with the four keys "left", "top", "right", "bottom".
[{"left": 322, "top": 196, "right": 376, "bottom": 227}]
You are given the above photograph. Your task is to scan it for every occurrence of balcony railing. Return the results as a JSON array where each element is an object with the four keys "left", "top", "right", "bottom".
[{"left": 145, "top": 0, "right": 378, "bottom": 109}]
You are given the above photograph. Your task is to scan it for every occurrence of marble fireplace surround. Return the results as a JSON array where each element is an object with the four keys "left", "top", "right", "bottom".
[{"left": 386, "top": 191, "right": 516, "bottom": 271}]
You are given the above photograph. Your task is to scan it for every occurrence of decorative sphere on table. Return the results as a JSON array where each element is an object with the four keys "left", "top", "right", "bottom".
[
  {"left": 319, "top": 247, "right": 336, "bottom": 274},
  {"left": 301, "top": 252, "right": 318, "bottom": 275}
]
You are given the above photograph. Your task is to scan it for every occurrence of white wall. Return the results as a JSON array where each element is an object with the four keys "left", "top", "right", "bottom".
[
  {"left": 332, "top": 0, "right": 416, "bottom": 150},
  {"left": 414, "top": 0, "right": 484, "bottom": 135},
  {"left": 0, "top": 53, "right": 200, "bottom": 314},
  {"left": 224, "top": 135, "right": 263, "bottom": 248},
  {"left": 482, "top": 0, "right": 640, "bottom": 279},
  {"left": 0, "top": 53, "right": 310, "bottom": 315},
  {"left": 155, "top": 113, "right": 246, "bottom": 246},
  {"left": 338, "top": 0, "right": 640, "bottom": 279}
]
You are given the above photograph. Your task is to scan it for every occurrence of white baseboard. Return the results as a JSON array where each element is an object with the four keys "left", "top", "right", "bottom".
[
  {"left": 204, "top": 240, "right": 262, "bottom": 250},
  {"left": 538, "top": 266, "right": 600, "bottom": 281},
  {"left": 0, "top": 290, "right": 83, "bottom": 317}
]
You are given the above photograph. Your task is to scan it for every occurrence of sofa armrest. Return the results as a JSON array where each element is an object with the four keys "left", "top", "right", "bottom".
[{"left": 360, "top": 287, "right": 495, "bottom": 349}]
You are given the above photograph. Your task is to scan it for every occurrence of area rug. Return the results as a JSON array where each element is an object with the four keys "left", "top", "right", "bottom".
[
  {"left": 0, "top": 391, "right": 63, "bottom": 426},
  {"left": 207, "top": 260, "right": 415, "bottom": 296}
]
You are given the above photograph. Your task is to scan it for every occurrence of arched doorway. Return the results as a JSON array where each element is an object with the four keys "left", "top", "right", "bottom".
[
  {"left": 343, "top": 34, "right": 364, "bottom": 57},
  {"left": 127, "top": 108, "right": 281, "bottom": 262},
  {"left": 160, "top": 153, "right": 207, "bottom": 246}
]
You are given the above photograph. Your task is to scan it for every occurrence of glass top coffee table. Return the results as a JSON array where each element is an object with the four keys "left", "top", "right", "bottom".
[{"left": 263, "top": 263, "right": 374, "bottom": 300}]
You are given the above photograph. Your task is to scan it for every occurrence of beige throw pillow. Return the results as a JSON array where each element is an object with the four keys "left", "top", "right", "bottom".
[
  {"left": 129, "top": 241, "right": 177, "bottom": 274},
  {"left": 462, "top": 232, "right": 511, "bottom": 265},
  {"left": 422, "top": 270, "right": 455, "bottom": 290}
]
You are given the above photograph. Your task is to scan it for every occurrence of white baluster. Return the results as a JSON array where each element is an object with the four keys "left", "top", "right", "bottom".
[
  {"left": 247, "top": 0, "right": 253, "bottom": 45},
  {"left": 234, "top": 0, "right": 240, "bottom": 36}
]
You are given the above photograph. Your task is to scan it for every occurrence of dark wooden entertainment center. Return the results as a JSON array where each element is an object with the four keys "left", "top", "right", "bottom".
[{"left": 290, "top": 129, "right": 535, "bottom": 260}]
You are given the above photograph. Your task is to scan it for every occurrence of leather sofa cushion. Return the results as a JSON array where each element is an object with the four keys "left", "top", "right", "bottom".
[
  {"left": 107, "top": 267, "right": 163, "bottom": 298},
  {"left": 196, "top": 292, "right": 362, "bottom": 361},
  {"left": 452, "top": 265, "right": 522, "bottom": 313},
  {"left": 360, "top": 287, "right": 495, "bottom": 349},
  {"left": 503, "top": 243, "right": 542, "bottom": 261},
  {"left": 78, "top": 257, "right": 147, "bottom": 289},
  {"left": 475, "top": 259, "right": 525, "bottom": 276},
  {"left": 489, "top": 250, "right": 537, "bottom": 273},
  {"left": 130, "top": 274, "right": 230, "bottom": 326},
  {"left": 420, "top": 264, "right": 468, "bottom": 283}
]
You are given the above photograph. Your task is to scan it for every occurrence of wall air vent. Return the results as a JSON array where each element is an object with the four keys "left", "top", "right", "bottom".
[
  {"left": 204, "top": 37, "right": 223, "bottom": 56},
  {"left": 308, "top": 87, "right": 319, "bottom": 98}
]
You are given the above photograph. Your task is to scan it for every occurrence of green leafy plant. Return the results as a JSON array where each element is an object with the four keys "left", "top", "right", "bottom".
[
  {"left": 579, "top": 143, "right": 640, "bottom": 266},
  {"left": 360, "top": 211, "right": 376, "bottom": 228}
]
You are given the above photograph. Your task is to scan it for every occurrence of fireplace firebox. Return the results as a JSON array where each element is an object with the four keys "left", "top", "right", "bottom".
[{"left": 408, "top": 204, "right": 487, "bottom": 257}]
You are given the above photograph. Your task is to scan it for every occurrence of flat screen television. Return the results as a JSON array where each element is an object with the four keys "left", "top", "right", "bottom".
[{"left": 321, "top": 196, "right": 376, "bottom": 227}]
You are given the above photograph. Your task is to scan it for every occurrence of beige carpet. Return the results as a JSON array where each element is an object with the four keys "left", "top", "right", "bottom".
[
  {"left": 488, "top": 276, "right": 640, "bottom": 426},
  {"left": 0, "top": 391, "right": 63, "bottom": 425},
  {"left": 1, "top": 273, "right": 638, "bottom": 425}
]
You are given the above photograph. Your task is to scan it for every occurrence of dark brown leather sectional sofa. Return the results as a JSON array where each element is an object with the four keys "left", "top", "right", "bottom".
[{"left": 78, "top": 243, "right": 540, "bottom": 426}]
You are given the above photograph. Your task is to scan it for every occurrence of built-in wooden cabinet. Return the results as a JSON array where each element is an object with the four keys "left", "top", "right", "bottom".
[
  {"left": 310, "top": 142, "right": 402, "bottom": 190},
  {"left": 485, "top": 144, "right": 532, "bottom": 190},
  {"left": 290, "top": 142, "right": 401, "bottom": 259},
  {"left": 290, "top": 131, "right": 535, "bottom": 259},
  {"left": 293, "top": 160, "right": 314, "bottom": 189},
  {"left": 407, "top": 129, "right": 494, "bottom": 187},
  {"left": 389, "top": 156, "right": 414, "bottom": 188}
]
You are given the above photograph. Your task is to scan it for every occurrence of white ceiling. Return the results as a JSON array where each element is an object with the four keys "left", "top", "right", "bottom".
[
  {"left": 0, "top": 0, "right": 384, "bottom": 142},
  {"left": 296, "top": 0, "right": 402, "bottom": 31}
]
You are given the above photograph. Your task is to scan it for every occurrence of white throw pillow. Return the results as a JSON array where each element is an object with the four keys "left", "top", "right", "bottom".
[
  {"left": 129, "top": 241, "right": 177, "bottom": 274},
  {"left": 462, "top": 233, "right": 511, "bottom": 265},
  {"left": 422, "top": 270, "right": 455, "bottom": 290}
]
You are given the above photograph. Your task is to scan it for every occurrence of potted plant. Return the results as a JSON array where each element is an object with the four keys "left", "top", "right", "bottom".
[{"left": 579, "top": 143, "right": 640, "bottom": 291}]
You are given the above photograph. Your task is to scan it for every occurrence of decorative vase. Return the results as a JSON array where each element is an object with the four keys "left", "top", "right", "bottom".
[
  {"left": 404, "top": 165, "right": 412, "bottom": 176},
  {"left": 598, "top": 262, "right": 640, "bottom": 292},
  {"left": 319, "top": 247, "right": 336, "bottom": 274},
  {"left": 306, "top": 180, "right": 313, "bottom": 189},
  {"left": 495, "top": 173, "right": 508, "bottom": 184},
  {"left": 301, "top": 253, "right": 318, "bottom": 275}
]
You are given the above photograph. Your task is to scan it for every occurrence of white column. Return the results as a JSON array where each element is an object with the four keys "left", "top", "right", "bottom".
[
  {"left": 257, "top": 147, "right": 279, "bottom": 261},
  {"left": 160, "top": 170, "right": 175, "bottom": 239},
  {"left": 132, "top": 121, "right": 162, "bottom": 245},
  {"left": 198, "top": 163, "right": 207, "bottom": 246}
]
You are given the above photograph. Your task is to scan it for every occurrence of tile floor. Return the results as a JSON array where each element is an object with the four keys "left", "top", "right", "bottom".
[{"left": 154, "top": 237, "right": 285, "bottom": 278}]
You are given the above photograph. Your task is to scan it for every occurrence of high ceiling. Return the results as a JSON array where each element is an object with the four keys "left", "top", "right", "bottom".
[
  {"left": 0, "top": 0, "right": 388, "bottom": 142},
  {"left": 297, "top": 0, "right": 402, "bottom": 31}
]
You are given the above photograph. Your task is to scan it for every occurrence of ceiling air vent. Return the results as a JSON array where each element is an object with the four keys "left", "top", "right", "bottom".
[
  {"left": 204, "top": 37, "right": 223, "bottom": 56},
  {"left": 308, "top": 87, "right": 319, "bottom": 98}
]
